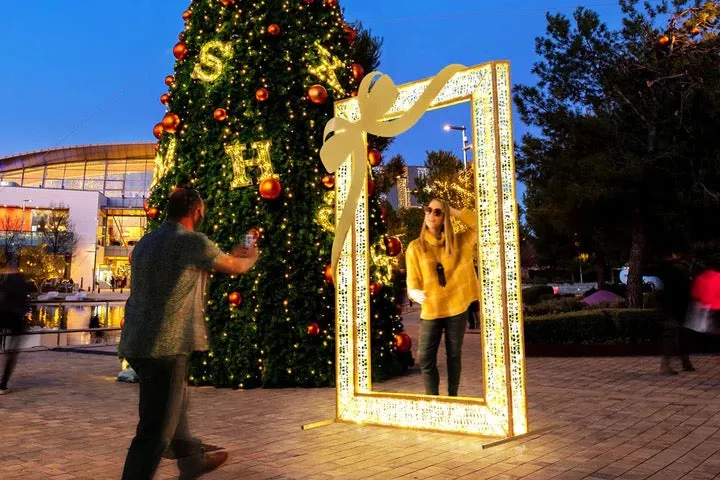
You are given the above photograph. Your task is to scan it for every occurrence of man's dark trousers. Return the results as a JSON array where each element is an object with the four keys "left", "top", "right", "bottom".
[{"left": 121, "top": 355, "right": 204, "bottom": 480}]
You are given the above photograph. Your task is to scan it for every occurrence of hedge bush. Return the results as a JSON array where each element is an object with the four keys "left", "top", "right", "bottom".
[
  {"left": 524, "top": 309, "right": 665, "bottom": 345},
  {"left": 524, "top": 296, "right": 585, "bottom": 316},
  {"left": 522, "top": 285, "right": 555, "bottom": 305}
]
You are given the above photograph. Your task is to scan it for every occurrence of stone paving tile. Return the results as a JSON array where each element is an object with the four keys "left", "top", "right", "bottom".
[{"left": 2, "top": 348, "right": 720, "bottom": 479}]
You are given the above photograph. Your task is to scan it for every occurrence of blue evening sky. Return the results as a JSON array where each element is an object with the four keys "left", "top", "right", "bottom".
[{"left": 0, "top": 1, "right": 624, "bottom": 182}]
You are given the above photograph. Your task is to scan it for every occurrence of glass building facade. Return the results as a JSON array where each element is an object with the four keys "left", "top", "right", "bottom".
[
  {"left": 0, "top": 143, "right": 156, "bottom": 288},
  {"left": 0, "top": 143, "right": 155, "bottom": 208}
]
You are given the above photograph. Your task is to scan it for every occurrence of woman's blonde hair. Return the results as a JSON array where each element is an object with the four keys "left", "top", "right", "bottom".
[{"left": 417, "top": 198, "right": 455, "bottom": 257}]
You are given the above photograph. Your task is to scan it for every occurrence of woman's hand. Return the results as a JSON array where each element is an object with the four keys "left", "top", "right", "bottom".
[{"left": 408, "top": 289, "right": 426, "bottom": 304}]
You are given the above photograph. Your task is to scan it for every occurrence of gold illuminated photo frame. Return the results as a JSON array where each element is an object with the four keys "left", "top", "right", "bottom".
[{"left": 329, "top": 61, "right": 527, "bottom": 438}]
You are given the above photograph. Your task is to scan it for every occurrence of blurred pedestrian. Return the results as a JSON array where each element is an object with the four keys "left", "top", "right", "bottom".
[
  {"left": 118, "top": 188, "right": 259, "bottom": 480},
  {"left": 657, "top": 252, "right": 695, "bottom": 375},
  {"left": 0, "top": 261, "right": 33, "bottom": 394}
]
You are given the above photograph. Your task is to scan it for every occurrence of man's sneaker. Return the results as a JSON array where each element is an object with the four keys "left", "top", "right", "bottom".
[
  {"left": 178, "top": 451, "right": 228, "bottom": 480},
  {"left": 0, "top": 388, "right": 10, "bottom": 395}
]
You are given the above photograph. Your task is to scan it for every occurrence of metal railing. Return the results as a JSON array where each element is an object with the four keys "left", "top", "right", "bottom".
[{"left": 0, "top": 299, "right": 125, "bottom": 352}]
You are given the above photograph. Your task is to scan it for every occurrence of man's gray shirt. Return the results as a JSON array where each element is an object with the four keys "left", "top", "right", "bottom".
[{"left": 119, "top": 221, "right": 222, "bottom": 358}]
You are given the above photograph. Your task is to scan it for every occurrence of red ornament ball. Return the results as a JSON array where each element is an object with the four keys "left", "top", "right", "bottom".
[
  {"left": 161, "top": 112, "right": 181, "bottom": 134},
  {"left": 182, "top": 10, "right": 191, "bottom": 21},
  {"left": 303, "top": 0, "right": 313, "bottom": 4},
  {"left": 213, "top": 108, "right": 228, "bottom": 121},
  {"left": 143, "top": 199, "right": 150, "bottom": 213},
  {"left": 120, "top": 317, "right": 125, "bottom": 329},
  {"left": 349, "top": 90, "right": 358, "bottom": 97},
  {"left": 370, "top": 282, "right": 382, "bottom": 296},
  {"left": 394, "top": 332, "right": 412, "bottom": 353},
  {"left": 326, "top": 0, "right": 338, "bottom": 7},
  {"left": 380, "top": 206, "right": 387, "bottom": 221},
  {"left": 307, "top": 84, "right": 328, "bottom": 104},
  {"left": 255, "top": 87, "right": 270, "bottom": 102},
  {"left": 367, "top": 178, "right": 375, "bottom": 197},
  {"left": 153, "top": 144, "right": 159, "bottom": 153},
  {"left": 343, "top": 25, "right": 357, "bottom": 44},
  {"left": 164, "top": 75, "right": 175, "bottom": 86},
  {"left": 173, "top": 42, "right": 188, "bottom": 61},
  {"left": 351, "top": 63, "right": 365, "bottom": 81},
  {"left": 307, "top": 322, "right": 320, "bottom": 336},
  {"left": 258, "top": 177, "right": 281, "bottom": 200},
  {"left": 367, "top": 148, "right": 382, "bottom": 167},
  {"left": 384, "top": 236, "right": 402, "bottom": 257},
  {"left": 153, "top": 123, "right": 164, "bottom": 140},
  {"left": 267, "top": 24, "right": 281, "bottom": 36},
  {"left": 228, "top": 291, "right": 242, "bottom": 306},
  {"left": 323, "top": 264, "right": 334, "bottom": 284},
  {"left": 160, "top": 93, "right": 171, "bottom": 106},
  {"left": 148, "top": 207, "right": 160, "bottom": 220},
  {"left": 220, "top": 0, "right": 235, "bottom": 5},
  {"left": 321, "top": 174, "right": 335, "bottom": 189}
]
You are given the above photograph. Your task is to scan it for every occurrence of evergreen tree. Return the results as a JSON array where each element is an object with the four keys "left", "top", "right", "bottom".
[
  {"left": 145, "top": 0, "right": 410, "bottom": 388},
  {"left": 515, "top": 0, "right": 720, "bottom": 304}
]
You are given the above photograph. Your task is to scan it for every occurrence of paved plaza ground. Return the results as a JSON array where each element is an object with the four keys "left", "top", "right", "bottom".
[{"left": 2, "top": 317, "right": 720, "bottom": 479}]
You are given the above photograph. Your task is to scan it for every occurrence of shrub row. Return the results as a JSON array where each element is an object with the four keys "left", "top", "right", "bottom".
[{"left": 523, "top": 309, "right": 665, "bottom": 345}]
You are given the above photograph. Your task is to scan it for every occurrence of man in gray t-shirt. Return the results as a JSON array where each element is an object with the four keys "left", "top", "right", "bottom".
[{"left": 119, "top": 188, "right": 258, "bottom": 480}]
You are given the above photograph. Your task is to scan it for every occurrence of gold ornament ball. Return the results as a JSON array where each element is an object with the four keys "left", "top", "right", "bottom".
[
  {"left": 213, "top": 108, "right": 228, "bottom": 121},
  {"left": 384, "top": 236, "right": 402, "bottom": 257},
  {"left": 248, "top": 227, "right": 261, "bottom": 240},
  {"left": 148, "top": 207, "right": 160, "bottom": 220},
  {"left": 323, "top": 264, "right": 333, "bottom": 284},
  {"left": 326, "top": 0, "right": 338, "bottom": 6},
  {"left": 351, "top": 63, "right": 365, "bottom": 81},
  {"left": 370, "top": 282, "right": 382, "bottom": 296},
  {"left": 228, "top": 291, "right": 242, "bottom": 306},
  {"left": 165, "top": 75, "right": 175, "bottom": 86},
  {"left": 173, "top": 41, "right": 188, "bottom": 60},
  {"left": 690, "top": 26, "right": 701, "bottom": 35},
  {"left": 394, "top": 332, "right": 412, "bottom": 353},
  {"left": 153, "top": 123, "right": 164, "bottom": 140},
  {"left": 307, "top": 84, "right": 328, "bottom": 104},
  {"left": 161, "top": 112, "right": 181, "bottom": 134},
  {"left": 182, "top": 9, "right": 191, "bottom": 21},
  {"left": 255, "top": 87, "right": 270, "bottom": 102},
  {"left": 658, "top": 34, "right": 670, "bottom": 46},
  {"left": 367, "top": 148, "right": 382, "bottom": 167},
  {"left": 307, "top": 322, "right": 320, "bottom": 336},
  {"left": 258, "top": 177, "right": 281, "bottom": 199},
  {"left": 267, "top": 23, "right": 281, "bottom": 35},
  {"left": 160, "top": 93, "right": 171, "bottom": 106},
  {"left": 321, "top": 174, "right": 335, "bottom": 189}
]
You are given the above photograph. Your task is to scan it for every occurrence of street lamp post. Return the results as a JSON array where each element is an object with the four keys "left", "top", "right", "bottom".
[
  {"left": 443, "top": 124, "right": 472, "bottom": 169},
  {"left": 21, "top": 199, "right": 32, "bottom": 231}
]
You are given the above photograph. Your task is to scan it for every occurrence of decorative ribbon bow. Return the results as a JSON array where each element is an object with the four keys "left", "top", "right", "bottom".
[{"left": 320, "top": 64, "right": 465, "bottom": 281}]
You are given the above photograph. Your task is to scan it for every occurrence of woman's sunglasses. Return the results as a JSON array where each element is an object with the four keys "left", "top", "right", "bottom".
[{"left": 424, "top": 207, "right": 444, "bottom": 217}]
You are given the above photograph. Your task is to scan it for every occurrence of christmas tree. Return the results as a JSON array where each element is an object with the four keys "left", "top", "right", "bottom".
[{"left": 146, "top": 0, "right": 411, "bottom": 388}]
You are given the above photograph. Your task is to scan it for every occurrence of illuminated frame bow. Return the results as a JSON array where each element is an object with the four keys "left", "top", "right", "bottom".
[{"left": 321, "top": 62, "right": 527, "bottom": 437}]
